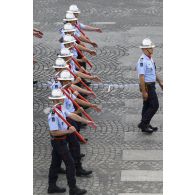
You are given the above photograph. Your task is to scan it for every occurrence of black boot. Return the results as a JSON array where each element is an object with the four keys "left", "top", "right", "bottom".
[
  {"left": 138, "top": 122, "right": 153, "bottom": 133},
  {"left": 76, "top": 166, "right": 92, "bottom": 177},
  {"left": 58, "top": 167, "right": 66, "bottom": 174},
  {"left": 80, "top": 153, "right": 85, "bottom": 158},
  {"left": 47, "top": 184, "right": 66, "bottom": 194},
  {"left": 69, "top": 185, "right": 87, "bottom": 195},
  {"left": 148, "top": 124, "right": 158, "bottom": 131}
]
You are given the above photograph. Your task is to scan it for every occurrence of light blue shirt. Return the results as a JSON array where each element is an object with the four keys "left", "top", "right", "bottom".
[
  {"left": 60, "top": 43, "right": 65, "bottom": 50},
  {"left": 77, "top": 22, "right": 86, "bottom": 29},
  {"left": 64, "top": 90, "right": 76, "bottom": 113},
  {"left": 59, "top": 27, "right": 64, "bottom": 37},
  {"left": 50, "top": 80, "right": 62, "bottom": 90},
  {"left": 69, "top": 60, "right": 77, "bottom": 73},
  {"left": 136, "top": 54, "right": 156, "bottom": 83},
  {"left": 74, "top": 28, "right": 81, "bottom": 37},
  {"left": 48, "top": 108, "right": 71, "bottom": 131},
  {"left": 70, "top": 48, "right": 78, "bottom": 58}
]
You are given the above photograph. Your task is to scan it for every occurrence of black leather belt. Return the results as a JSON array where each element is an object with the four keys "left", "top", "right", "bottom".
[
  {"left": 50, "top": 135, "right": 67, "bottom": 140},
  {"left": 145, "top": 82, "right": 155, "bottom": 86}
]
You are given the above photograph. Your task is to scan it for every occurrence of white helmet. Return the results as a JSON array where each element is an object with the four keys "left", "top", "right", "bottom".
[
  {"left": 139, "top": 38, "right": 155, "bottom": 48},
  {"left": 49, "top": 89, "right": 66, "bottom": 100},
  {"left": 67, "top": 4, "right": 81, "bottom": 14},
  {"left": 62, "top": 23, "right": 76, "bottom": 33},
  {"left": 63, "top": 12, "right": 78, "bottom": 22},
  {"left": 63, "top": 35, "right": 76, "bottom": 44},
  {"left": 53, "top": 58, "right": 68, "bottom": 69},
  {"left": 57, "top": 70, "right": 74, "bottom": 81},
  {"left": 58, "top": 48, "right": 73, "bottom": 58}
]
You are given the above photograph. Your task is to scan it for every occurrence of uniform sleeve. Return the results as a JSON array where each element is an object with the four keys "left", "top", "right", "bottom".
[
  {"left": 59, "top": 28, "right": 65, "bottom": 37},
  {"left": 79, "top": 23, "right": 86, "bottom": 29},
  {"left": 60, "top": 43, "right": 65, "bottom": 49},
  {"left": 73, "top": 69, "right": 78, "bottom": 74},
  {"left": 71, "top": 93, "right": 77, "bottom": 100},
  {"left": 137, "top": 58, "right": 146, "bottom": 75},
  {"left": 48, "top": 114, "right": 59, "bottom": 131},
  {"left": 74, "top": 30, "right": 81, "bottom": 37},
  {"left": 64, "top": 110, "right": 71, "bottom": 117}
]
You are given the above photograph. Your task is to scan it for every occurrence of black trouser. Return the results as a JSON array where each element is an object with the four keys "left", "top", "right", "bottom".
[
  {"left": 77, "top": 53, "right": 86, "bottom": 69},
  {"left": 48, "top": 139, "right": 76, "bottom": 188},
  {"left": 58, "top": 132, "right": 82, "bottom": 170},
  {"left": 141, "top": 83, "right": 159, "bottom": 125}
]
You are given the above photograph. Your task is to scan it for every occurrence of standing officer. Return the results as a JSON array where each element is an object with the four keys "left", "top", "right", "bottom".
[
  {"left": 136, "top": 38, "right": 163, "bottom": 133},
  {"left": 48, "top": 89, "right": 87, "bottom": 194}
]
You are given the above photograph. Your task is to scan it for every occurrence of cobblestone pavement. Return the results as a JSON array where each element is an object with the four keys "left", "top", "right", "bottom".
[{"left": 33, "top": 0, "right": 163, "bottom": 194}]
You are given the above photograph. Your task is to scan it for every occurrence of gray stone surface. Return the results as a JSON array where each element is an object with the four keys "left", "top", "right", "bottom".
[{"left": 33, "top": 0, "right": 163, "bottom": 194}]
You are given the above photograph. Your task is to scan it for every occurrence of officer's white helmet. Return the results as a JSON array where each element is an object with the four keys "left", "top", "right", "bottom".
[
  {"left": 67, "top": 5, "right": 81, "bottom": 14},
  {"left": 63, "top": 13, "right": 78, "bottom": 22},
  {"left": 49, "top": 89, "right": 66, "bottom": 100},
  {"left": 63, "top": 35, "right": 76, "bottom": 44},
  {"left": 139, "top": 38, "right": 155, "bottom": 48},
  {"left": 53, "top": 58, "right": 68, "bottom": 69},
  {"left": 58, "top": 48, "right": 73, "bottom": 58},
  {"left": 57, "top": 70, "right": 74, "bottom": 81},
  {"left": 62, "top": 23, "right": 76, "bottom": 33}
]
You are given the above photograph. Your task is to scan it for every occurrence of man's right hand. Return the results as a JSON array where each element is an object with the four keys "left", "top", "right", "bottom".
[
  {"left": 142, "top": 91, "right": 148, "bottom": 101},
  {"left": 67, "top": 126, "right": 76, "bottom": 134}
]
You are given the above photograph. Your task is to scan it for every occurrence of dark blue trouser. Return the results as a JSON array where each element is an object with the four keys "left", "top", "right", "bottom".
[
  {"left": 58, "top": 118, "right": 82, "bottom": 173},
  {"left": 141, "top": 83, "right": 159, "bottom": 125},
  {"left": 48, "top": 139, "right": 76, "bottom": 188}
]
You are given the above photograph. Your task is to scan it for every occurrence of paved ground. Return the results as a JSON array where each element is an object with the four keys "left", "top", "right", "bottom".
[{"left": 33, "top": 0, "right": 163, "bottom": 194}]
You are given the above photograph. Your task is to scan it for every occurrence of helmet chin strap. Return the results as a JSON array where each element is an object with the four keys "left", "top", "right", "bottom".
[{"left": 146, "top": 48, "right": 152, "bottom": 58}]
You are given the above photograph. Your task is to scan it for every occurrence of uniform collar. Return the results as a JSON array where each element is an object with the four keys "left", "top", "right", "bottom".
[{"left": 142, "top": 53, "right": 153, "bottom": 60}]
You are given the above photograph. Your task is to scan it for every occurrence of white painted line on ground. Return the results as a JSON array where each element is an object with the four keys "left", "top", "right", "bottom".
[
  {"left": 121, "top": 170, "right": 163, "bottom": 181},
  {"left": 124, "top": 132, "right": 163, "bottom": 142},
  {"left": 91, "top": 22, "right": 116, "bottom": 24},
  {"left": 33, "top": 21, "right": 40, "bottom": 25},
  {"left": 118, "top": 193, "right": 163, "bottom": 195},
  {"left": 122, "top": 150, "right": 163, "bottom": 161}
]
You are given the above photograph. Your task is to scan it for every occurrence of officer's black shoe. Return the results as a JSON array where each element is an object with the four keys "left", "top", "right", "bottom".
[
  {"left": 76, "top": 166, "right": 92, "bottom": 177},
  {"left": 33, "top": 80, "right": 38, "bottom": 85},
  {"left": 142, "top": 127, "right": 153, "bottom": 133},
  {"left": 47, "top": 185, "right": 66, "bottom": 194},
  {"left": 69, "top": 185, "right": 87, "bottom": 195},
  {"left": 138, "top": 123, "right": 153, "bottom": 133},
  {"left": 58, "top": 167, "right": 66, "bottom": 174},
  {"left": 149, "top": 124, "right": 158, "bottom": 131},
  {"left": 80, "top": 153, "right": 85, "bottom": 158}
]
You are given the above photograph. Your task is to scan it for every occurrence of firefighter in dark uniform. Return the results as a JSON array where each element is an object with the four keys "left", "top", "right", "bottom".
[{"left": 136, "top": 38, "right": 163, "bottom": 133}]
